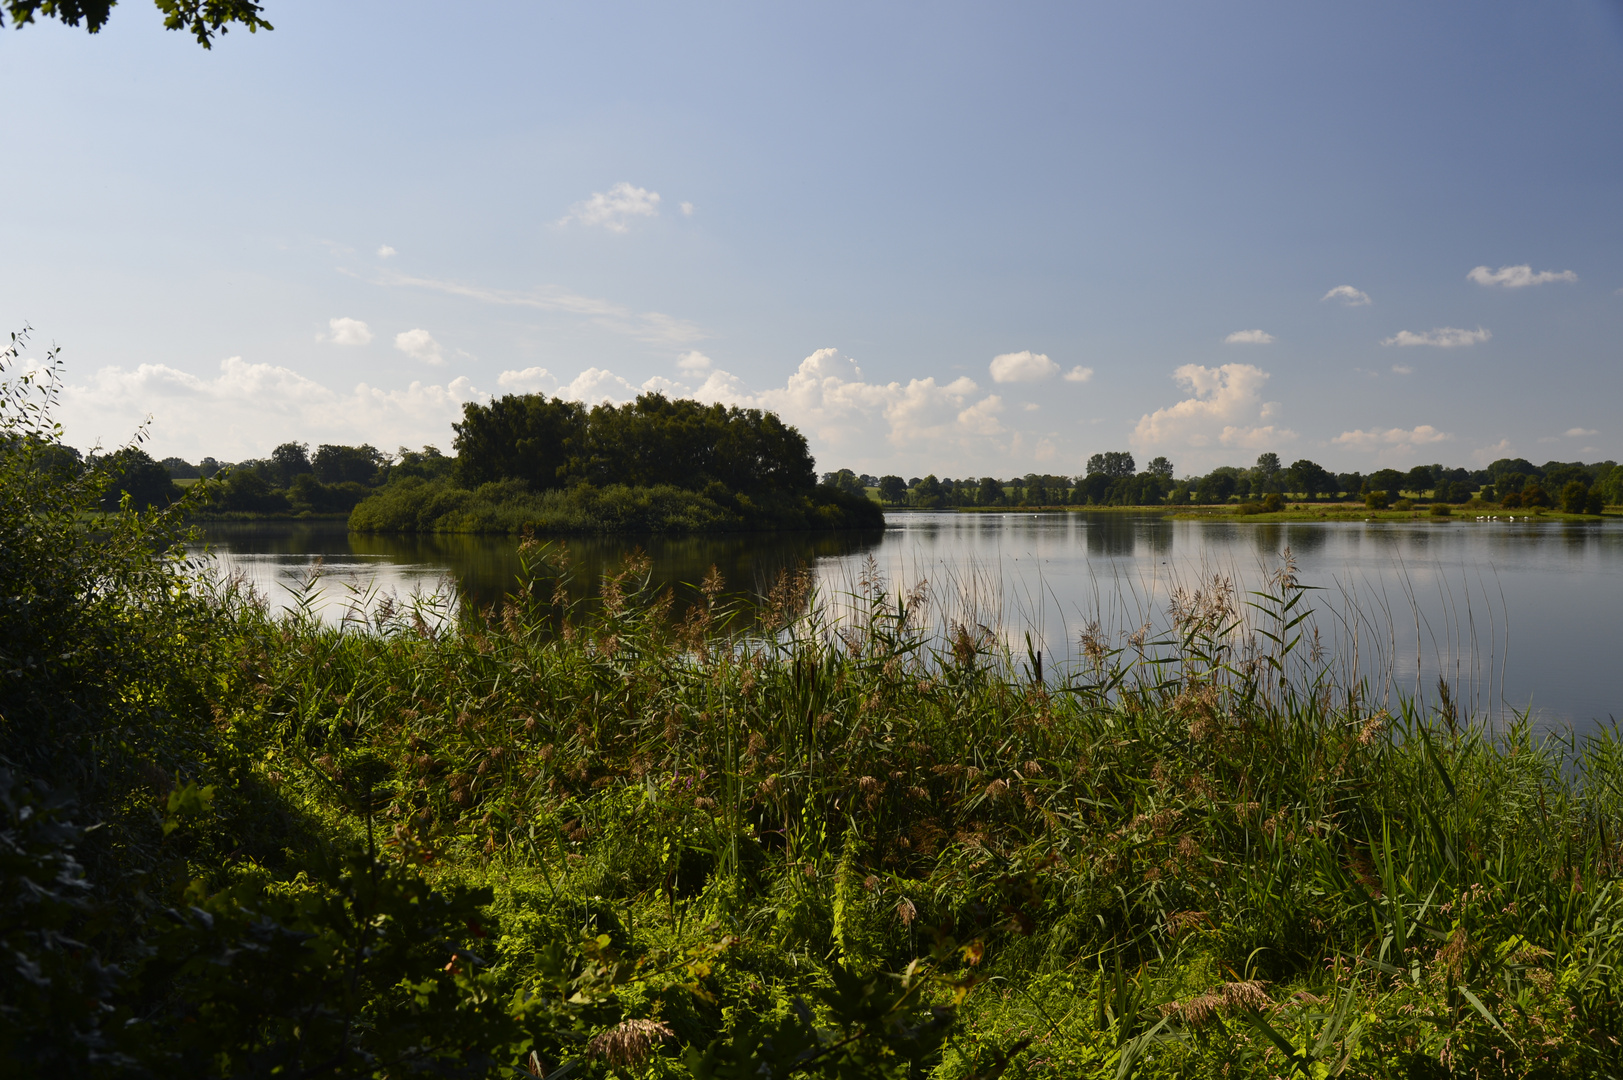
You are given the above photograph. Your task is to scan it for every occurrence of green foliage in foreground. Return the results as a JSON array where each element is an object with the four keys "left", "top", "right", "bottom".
[
  {"left": 199, "top": 549, "right": 1623, "bottom": 1077},
  {"left": 348, "top": 474, "right": 884, "bottom": 534},
  {"left": 6, "top": 333, "right": 1623, "bottom": 1076}
]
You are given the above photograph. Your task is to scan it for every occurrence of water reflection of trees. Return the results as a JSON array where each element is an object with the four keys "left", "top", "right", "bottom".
[
  {"left": 1085, "top": 515, "right": 1138, "bottom": 556},
  {"left": 354, "top": 528, "right": 884, "bottom": 622},
  {"left": 197, "top": 522, "right": 884, "bottom": 631}
]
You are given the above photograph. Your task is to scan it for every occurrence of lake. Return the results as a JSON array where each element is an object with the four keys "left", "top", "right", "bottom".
[{"left": 196, "top": 511, "right": 1623, "bottom": 733}]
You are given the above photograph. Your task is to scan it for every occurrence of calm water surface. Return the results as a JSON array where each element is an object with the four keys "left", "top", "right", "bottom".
[{"left": 198, "top": 512, "right": 1623, "bottom": 732}]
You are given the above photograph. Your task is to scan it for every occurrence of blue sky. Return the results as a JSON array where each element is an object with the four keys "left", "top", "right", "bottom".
[{"left": 3, "top": 1, "right": 1621, "bottom": 477}]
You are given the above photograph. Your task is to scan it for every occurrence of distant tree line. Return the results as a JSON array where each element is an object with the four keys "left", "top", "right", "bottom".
[
  {"left": 832, "top": 451, "right": 1623, "bottom": 513},
  {"left": 24, "top": 439, "right": 430, "bottom": 515},
  {"left": 36, "top": 422, "right": 1623, "bottom": 522},
  {"left": 36, "top": 391, "right": 879, "bottom": 531}
]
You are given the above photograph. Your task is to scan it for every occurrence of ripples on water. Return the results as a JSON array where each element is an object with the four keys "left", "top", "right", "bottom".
[{"left": 195, "top": 512, "right": 1623, "bottom": 732}]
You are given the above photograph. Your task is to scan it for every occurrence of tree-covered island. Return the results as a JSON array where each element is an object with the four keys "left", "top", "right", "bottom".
[{"left": 348, "top": 393, "right": 883, "bottom": 534}]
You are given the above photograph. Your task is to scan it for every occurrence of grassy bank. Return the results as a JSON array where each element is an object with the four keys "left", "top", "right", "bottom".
[
  {"left": 348, "top": 476, "right": 884, "bottom": 535},
  {"left": 190, "top": 551, "right": 1623, "bottom": 1074}
]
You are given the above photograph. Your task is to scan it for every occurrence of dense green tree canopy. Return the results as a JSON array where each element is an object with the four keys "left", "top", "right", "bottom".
[
  {"left": 312, "top": 443, "right": 387, "bottom": 486},
  {"left": 1287, "top": 459, "right": 1333, "bottom": 499},
  {"left": 267, "top": 440, "right": 312, "bottom": 487},
  {"left": 820, "top": 468, "right": 865, "bottom": 496},
  {"left": 1367, "top": 469, "right": 1405, "bottom": 496},
  {"left": 453, "top": 392, "right": 817, "bottom": 498},
  {"left": 453, "top": 395, "right": 585, "bottom": 490},
  {"left": 574, "top": 395, "right": 815, "bottom": 495},
  {"left": 1085, "top": 451, "right": 1135, "bottom": 479}
]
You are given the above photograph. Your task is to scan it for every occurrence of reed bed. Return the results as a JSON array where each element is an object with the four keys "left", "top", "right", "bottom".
[{"left": 209, "top": 540, "right": 1623, "bottom": 1077}]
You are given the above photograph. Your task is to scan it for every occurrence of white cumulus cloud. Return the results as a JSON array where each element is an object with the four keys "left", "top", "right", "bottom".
[
  {"left": 377, "top": 245, "right": 397, "bottom": 259},
  {"left": 497, "top": 367, "right": 554, "bottom": 394},
  {"left": 1332, "top": 425, "right": 1452, "bottom": 453},
  {"left": 52, "top": 357, "right": 480, "bottom": 460},
  {"left": 324, "top": 317, "right": 373, "bottom": 346},
  {"left": 1467, "top": 264, "right": 1577, "bottom": 288},
  {"left": 394, "top": 328, "right": 445, "bottom": 365},
  {"left": 560, "top": 367, "right": 643, "bottom": 403},
  {"left": 1224, "top": 329, "right": 1274, "bottom": 345},
  {"left": 1565, "top": 427, "right": 1598, "bottom": 437},
  {"left": 677, "top": 350, "right": 713, "bottom": 373},
  {"left": 492, "top": 347, "right": 1007, "bottom": 469},
  {"left": 1321, "top": 285, "right": 1371, "bottom": 306},
  {"left": 493, "top": 366, "right": 698, "bottom": 405},
  {"left": 989, "top": 351, "right": 1059, "bottom": 383},
  {"left": 683, "top": 348, "right": 1007, "bottom": 468},
  {"left": 1131, "top": 364, "right": 1295, "bottom": 455},
  {"left": 1062, "top": 366, "right": 1094, "bottom": 383},
  {"left": 557, "top": 182, "right": 661, "bottom": 232},
  {"left": 1381, "top": 326, "right": 1490, "bottom": 348},
  {"left": 680, "top": 202, "right": 695, "bottom": 216}
]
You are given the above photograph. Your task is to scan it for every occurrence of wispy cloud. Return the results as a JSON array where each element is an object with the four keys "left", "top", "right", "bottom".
[
  {"left": 1565, "top": 427, "right": 1598, "bottom": 437},
  {"left": 377, "top": 244, "right": 396, "bottom": 259},
  {"left": 1321, "top": 285, "right": 1371, "bottom": 306},
  {"left": 1224, "top": 329, "right": 1274, "bottom": 345},
  {"left": 394, "top": 328, "right": 445, "bottom": 366},
  {"left": 680, "top": 202, "right": 695, "bottom": 217},
  {"left": 557, "top": 182, "right": 661, "bottom": 232},
  {"left": 989, "top": 350, "right": 1059, "bottom": 382},
  {"left": 1062, "top": 366, "right": 1094, "bottom": 383},
  {"left": 1467, "top": 264, "right": 1577, "bottom": 288},
  {"left": 380, "top": 271, "right": 707, "bottom": 346},
  {"left": 1381, "top": 326, "right": 1490, "bottom": 348},
  {"left": 322, "top": 317, "right": 373, "bottom": 346},
  {"left": 1390, "top": 364, "right": 1413, "bottom": 375}
]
